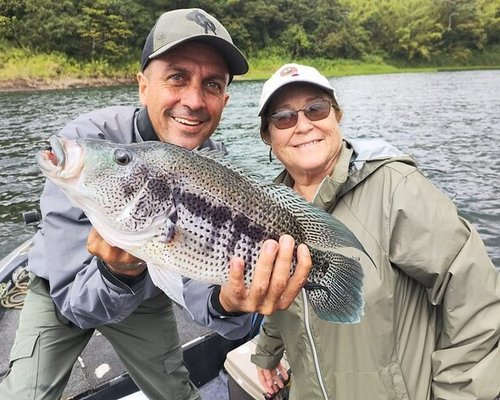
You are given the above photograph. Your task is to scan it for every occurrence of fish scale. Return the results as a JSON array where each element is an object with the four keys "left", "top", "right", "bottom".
[
  {"left": 37, "top": 136, "right": 368, "bottom": 324},
  {"left": 171, "top": 188, "right": 271, "bottom": 285}
]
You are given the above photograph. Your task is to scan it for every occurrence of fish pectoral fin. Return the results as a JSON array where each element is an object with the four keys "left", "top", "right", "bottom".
[
  {"left": 146, "top": 262, "right": 185, "bottom": 307},
  {"left": 160, "top": 205, "right": 177, "bottom": 243},
  {"left": 163, "top": 218, "right": 176, "bottom": 243}
]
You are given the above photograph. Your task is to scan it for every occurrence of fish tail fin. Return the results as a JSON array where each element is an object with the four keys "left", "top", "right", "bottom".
[
  {"left": 264, "top": 183, "right": 367, "bottom": 322},
  {"left": 305, "top": 249, "right": 364, "bottom": 323}
]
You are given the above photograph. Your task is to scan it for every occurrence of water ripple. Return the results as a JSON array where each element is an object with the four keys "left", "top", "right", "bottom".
[{"left": 0, "top": 73, "right": 498, "bottom": 269}]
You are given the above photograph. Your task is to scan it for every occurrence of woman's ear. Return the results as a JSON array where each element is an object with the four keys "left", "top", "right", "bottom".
[
  {"left": 336, "top": 109, "right": 343, "bottom": 122},
  {"left": 260, "top": 125, "right": 271, "bottom": 146},
  {"left": 262, "top": 135, "right": 272, "bottom": 146}
]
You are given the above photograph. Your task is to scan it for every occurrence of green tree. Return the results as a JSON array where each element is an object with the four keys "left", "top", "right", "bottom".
[
  {"left": 0, "top": 0, "right": 27, "bottom": 48},
  {"left": 0, "top": 0, "right": 81, "bottom": 55},
  {"left": 222, "top": 0, "right": 281, "bottom": 55},
  {"left": 476, "top": 0, "right": 500, "bottom": 45},
  {"left": 394, "top": 0, "right": 443, "bottom": 60},
  {"left": 314, "top": 0, "right": 366, "bottom": 58},
  {"left": 77, "top": 0, "right": 141, "bottom": 61},
  {"left": 1, "top": 0, "right": 499, "bottom": 67},
  {"left": 341, "top": 0, "right": 444, "bottom": 60},
  {"left": 279, "top": 24, "right": 311, "bottom": 58},
  {"left": 437, "top": 0, "right": 487, "bottom": 60}
]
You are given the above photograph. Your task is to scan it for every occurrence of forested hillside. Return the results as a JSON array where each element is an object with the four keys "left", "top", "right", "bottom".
[{"left": 1, "top": 0, "right": 499, "bottom": 62}]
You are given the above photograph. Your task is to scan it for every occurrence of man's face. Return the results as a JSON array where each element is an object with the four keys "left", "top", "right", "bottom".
[{"left": 137, "top": 42, "right": 230, "bottom": 149}]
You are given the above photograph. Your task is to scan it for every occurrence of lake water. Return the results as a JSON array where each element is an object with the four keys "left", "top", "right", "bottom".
[{"left": 0, "top": 70, "right": 498, "bottom": 268}]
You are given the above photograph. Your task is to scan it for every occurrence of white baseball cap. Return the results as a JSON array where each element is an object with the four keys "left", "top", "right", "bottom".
[{"left": 258, "top": 63, "right": 335, "bottom": 116}]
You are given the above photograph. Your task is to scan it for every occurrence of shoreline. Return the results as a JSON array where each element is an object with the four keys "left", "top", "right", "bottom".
[
  {"left": 0, "top": 77, "right": 138, "bottom": 93},
  {"left": 1, "top": 65, "right": 499, "bottom": 93}
]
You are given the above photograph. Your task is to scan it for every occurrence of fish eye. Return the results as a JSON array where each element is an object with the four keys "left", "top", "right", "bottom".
[{"left": 114, "top": 149, "right": 132, "bottom": 166}]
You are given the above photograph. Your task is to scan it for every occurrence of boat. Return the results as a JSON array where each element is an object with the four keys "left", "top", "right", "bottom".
[
  {"left": 3, "top": 213, "right": 496, "bottom": 400},
  {"left": 0, "top": 211, "right": 280, "bottom": 400}
]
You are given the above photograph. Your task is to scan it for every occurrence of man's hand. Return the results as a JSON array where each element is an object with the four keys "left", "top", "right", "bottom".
[
  {"left": 87, "top": 228, "right": 146, "bottom": 277},
  {"left": 218, "top": 235, "right": 312, "bottom": 314}
]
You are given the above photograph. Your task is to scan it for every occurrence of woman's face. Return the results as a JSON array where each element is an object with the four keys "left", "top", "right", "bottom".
[{"left": 267, "top": 84, "right": 343, "bottom": 182}]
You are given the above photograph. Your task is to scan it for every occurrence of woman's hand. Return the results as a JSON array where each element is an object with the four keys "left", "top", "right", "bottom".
[{"left": 257, "top": 362, "right": 290, "bottom": 396}]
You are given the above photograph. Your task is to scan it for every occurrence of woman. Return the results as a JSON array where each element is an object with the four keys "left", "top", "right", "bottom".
[{"left": 250, "top": 63, "right": 500, "bottom": 400}]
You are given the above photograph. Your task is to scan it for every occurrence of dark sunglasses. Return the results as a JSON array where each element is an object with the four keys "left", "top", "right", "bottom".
[{"left": 269, "top": 99, "right": 333, "bottom": 130}]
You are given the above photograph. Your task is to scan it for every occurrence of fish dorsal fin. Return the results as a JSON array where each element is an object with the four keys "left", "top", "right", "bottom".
[
  {"left": 194, "top": 146, "right": 226, "bottom": 160},
  {"left": 263, "top": 183, "right": 366, "bottom": 253},
  {"left": 146, "top": 262, "right": 186, "bottom": 307},
  {"left": 193, "top": 147, "right": 267, "bottom": 183}
]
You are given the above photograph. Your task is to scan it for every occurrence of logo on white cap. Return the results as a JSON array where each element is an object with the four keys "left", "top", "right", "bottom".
[
  {"left": 280, "top": 65, "right": 299, "bottom": 77},
  {"left": 258, "top": 63, "right": 335, "bottom": 116}
]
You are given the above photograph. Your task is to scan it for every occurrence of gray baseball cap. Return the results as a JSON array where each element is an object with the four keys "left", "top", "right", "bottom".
[{"left": 141, "top": 8, "right": 248, "bottom": 80}]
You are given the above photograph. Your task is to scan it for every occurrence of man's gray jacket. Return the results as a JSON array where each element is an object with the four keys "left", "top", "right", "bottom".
[{"left": 28, "top": 106, "right": 233, "bottom": 329}]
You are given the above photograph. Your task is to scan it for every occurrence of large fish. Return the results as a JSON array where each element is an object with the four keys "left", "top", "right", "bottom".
[{"left": 37, "top": 136, "right": 367, "bottom": 323}]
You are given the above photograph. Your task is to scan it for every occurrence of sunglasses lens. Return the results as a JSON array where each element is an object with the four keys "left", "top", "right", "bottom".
[
  {"left": 269, "top": 100, "right": 332, "bottom": 129},
  {"left": 305, "top": 100, "right": 331, "bottom": 121},
  {"left": 270, "top": 110, "right": 298, "bottom": 129}
]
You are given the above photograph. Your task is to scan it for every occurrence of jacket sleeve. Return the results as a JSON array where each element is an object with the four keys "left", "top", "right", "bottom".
[
  {"left": 27, "top": 108, "right": 160, "bottom": 329},
  {"left": 251, "top": 317, "right": 286, "bottom": 369},
  {"left": 182, "top": 279, "right": 253, "bottom": 340},
  {"left": 28, "top": 180, "right": 157, "bottom": 329},
  {"left": 388, "top": 168, "right": 500, "bottom": 400}
]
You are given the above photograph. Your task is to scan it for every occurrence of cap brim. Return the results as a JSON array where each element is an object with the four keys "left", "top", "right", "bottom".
[
  {"left": 258, "top": 80, "right": 335, "bottom": 116},
  {"left": 149, "top": 35, "right": 248, "bottom": 76}
]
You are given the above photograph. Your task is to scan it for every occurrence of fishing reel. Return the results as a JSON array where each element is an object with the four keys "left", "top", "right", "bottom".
[{"left": 22, "top": 209, "right": 41, "bottom": 232}]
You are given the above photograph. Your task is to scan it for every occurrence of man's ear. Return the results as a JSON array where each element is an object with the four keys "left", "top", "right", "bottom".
[{"left": 137, "top": 72, "right": 148, "bottom": 106}]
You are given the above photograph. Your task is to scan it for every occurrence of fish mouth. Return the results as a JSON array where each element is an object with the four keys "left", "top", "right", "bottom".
[{"left": 37, "top": 135, "right": 84, "bottom": 181}]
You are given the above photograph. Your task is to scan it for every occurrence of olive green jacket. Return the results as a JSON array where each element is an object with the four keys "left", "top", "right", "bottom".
[{"left": 251, "top": 139, "right": 500, "bottom": 400}]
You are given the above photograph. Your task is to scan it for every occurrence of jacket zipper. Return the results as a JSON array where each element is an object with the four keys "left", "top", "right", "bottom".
[{"left": 302, "top": 289, "right": 329, "bottom": 399}]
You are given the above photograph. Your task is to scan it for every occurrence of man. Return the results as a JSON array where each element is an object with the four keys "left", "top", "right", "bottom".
[{"left": 0, "top": 8, "right": 312, "bottom": 400}]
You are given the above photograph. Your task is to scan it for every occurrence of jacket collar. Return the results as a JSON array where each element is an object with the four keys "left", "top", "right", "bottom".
[
  {"left": 273, "top": 141, "right": 353, "bottom": 208},
  {"left": 135, "top": 107, "right": 160, "bottom": 142},
  {"left": 274, "top": 139, "right": 416, "bottom": 212}
]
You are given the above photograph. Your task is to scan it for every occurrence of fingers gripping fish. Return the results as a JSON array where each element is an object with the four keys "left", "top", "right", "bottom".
[{"left": 37, "top": 136, "right": 367, "bottom": 323}]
